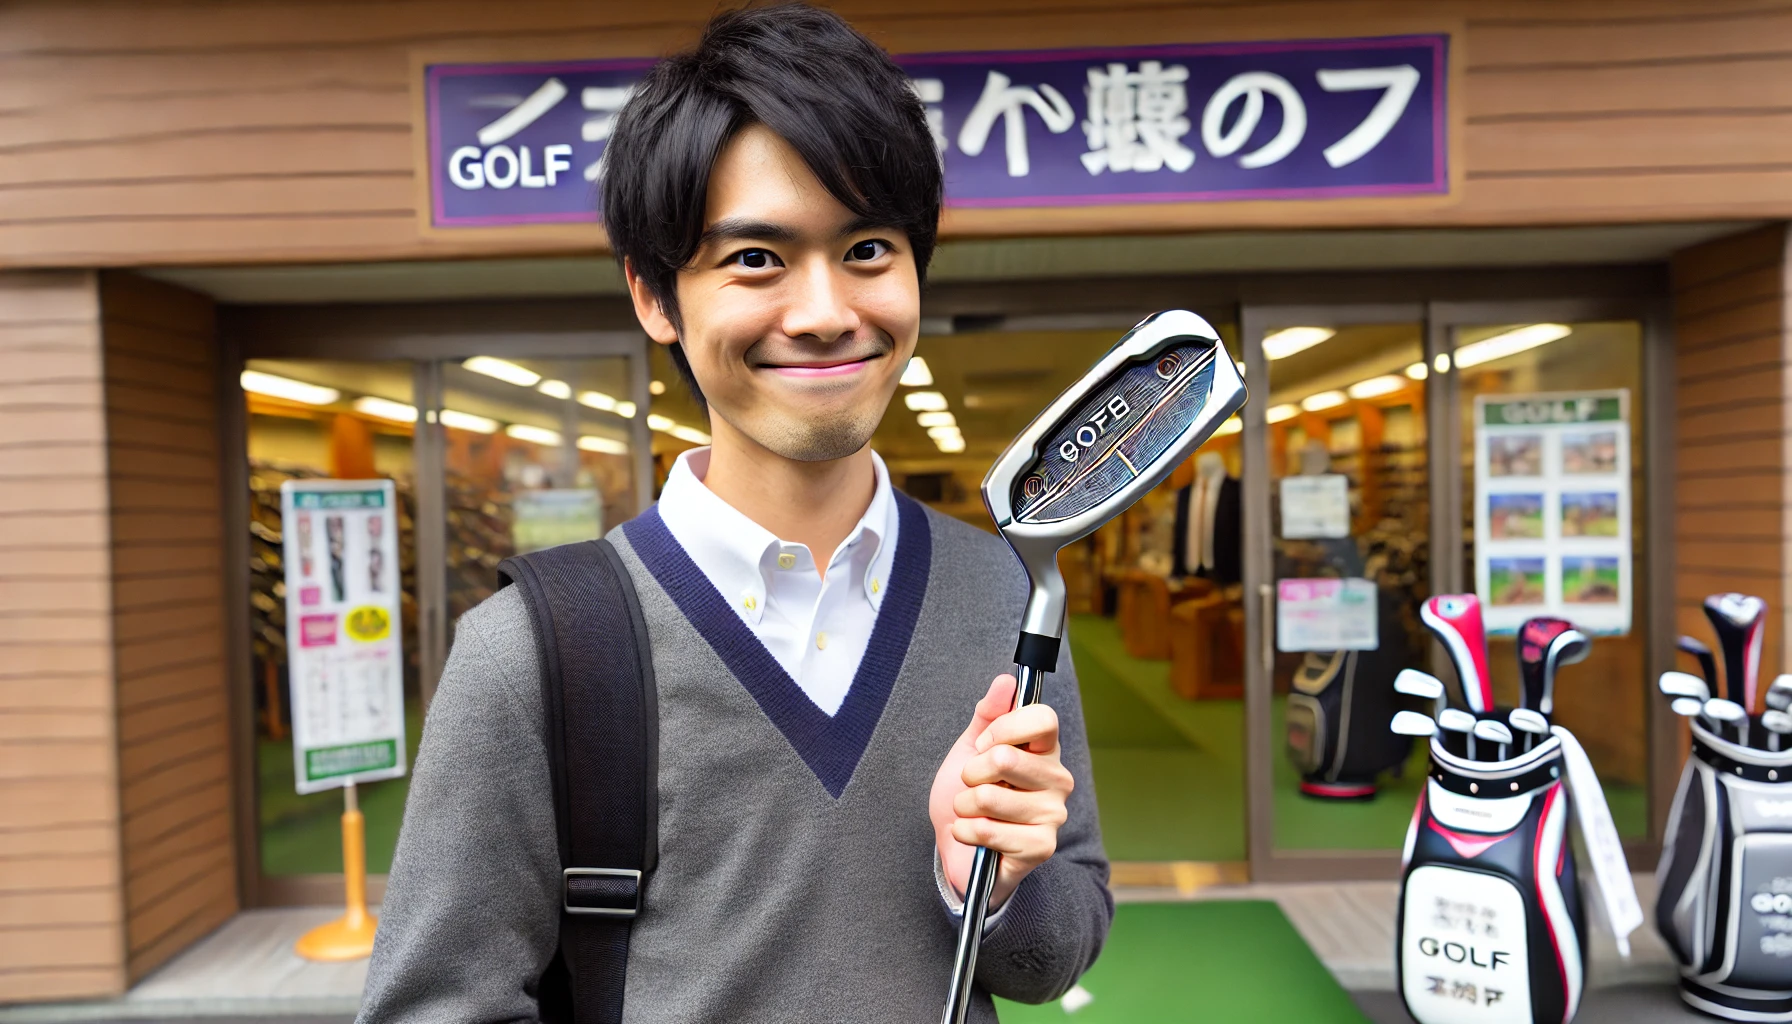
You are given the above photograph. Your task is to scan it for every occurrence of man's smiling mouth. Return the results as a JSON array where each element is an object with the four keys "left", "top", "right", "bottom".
[{"left": 759, "top": 354, "right": 882, "bottom": 378}]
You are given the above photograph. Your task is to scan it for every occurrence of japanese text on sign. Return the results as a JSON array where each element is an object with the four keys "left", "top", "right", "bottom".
[{"left": 425, "top": 35, "right": 1447, "bottom": 227}]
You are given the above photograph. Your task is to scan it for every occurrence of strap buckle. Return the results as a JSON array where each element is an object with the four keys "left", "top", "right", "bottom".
[{"left": 562, "top": 867, "right": 643, "bottom": 918}]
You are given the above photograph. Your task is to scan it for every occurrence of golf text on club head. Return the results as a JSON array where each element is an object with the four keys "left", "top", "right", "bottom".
[{"left": 1056, "top": 395, "right": 1132, "bottom": 463}]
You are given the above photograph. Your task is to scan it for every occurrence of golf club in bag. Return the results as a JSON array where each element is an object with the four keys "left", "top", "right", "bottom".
[
  {"left": 1655, "top": 592, "right": 1792, "bottom": 1021},
  {"left": 1285, "top": 586, "right": 1420, "bottom": 799},
  {"left": 943, "top": 310, "right": 1246, "bottom": 1024}
]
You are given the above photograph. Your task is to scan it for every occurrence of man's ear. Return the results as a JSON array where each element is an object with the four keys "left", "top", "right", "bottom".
[{"left": 623, "top": 259, "right": 681, "bottom": 347}]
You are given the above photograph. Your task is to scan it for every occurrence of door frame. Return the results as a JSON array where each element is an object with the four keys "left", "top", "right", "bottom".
[{"left": 221, "top": 301, "right": 652, "bottom": 906}]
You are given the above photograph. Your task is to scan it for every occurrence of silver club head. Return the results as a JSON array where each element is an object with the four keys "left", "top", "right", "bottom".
[
  {"left": 1391, "top": 710, "right": 1439, "bottom": 738},
  {"left": 1764, "top": 709, "right": 1792, "bottom": 752},
  {"left": 1669, "top": 697, "right": 1705, "bottom": 719},
  {"left": 1659, "top": 670, "right": 1711, "bottom": 702},
  {"left": 1394, "top": 668, "right": 1447, "bottom": 717},
  {"left": 1508, "top": 708, "right": 1549, "bottom": 753},
  {"left": 1768, "top": 675, "right": 1792, "bottom": 712},
  {"left": 1438, "top": 708, "right": 1477, "bottom": 758},
  {"left": 983, "top": 310, "right": 1246, "bottom": 641},
  {"left": 1706, "top": 698, "right": 1749, "bottom": 746},
  {"left": 1473, "top": 720, "right": 1514, "bottom": 761}
]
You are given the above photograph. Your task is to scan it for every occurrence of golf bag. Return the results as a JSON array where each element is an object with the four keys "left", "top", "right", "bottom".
[
  {"left": 1397, "top": 726, "right": 1640, "bottom": 1024},
  {"left": 1286, "top": 587, "right": 1417, "bottom": 799}
]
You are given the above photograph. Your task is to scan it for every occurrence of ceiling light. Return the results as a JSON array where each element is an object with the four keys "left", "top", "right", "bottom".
[
  {"left": 616, "top": 400, "right": 637, "bottom": 418},
  {"left": 1262, "top": 326, "right": 1336, "bottom": 360},
  {"left": 670, "top": 425, "right": 712, "bottom": 445},
  {"left": 904, "top": 390, "right": 949, "bottom": 412},
  {"left": 440, "top": 409, "right": 498, "bottom": 434},
  {"left": 926, "top": 425, "right": 963, "bottom": 443},
  {"left": 1236, "top": 360, "right": 1247, "bottom": 378},
  {"left": 1214, "top": 416, "right": 1242, "bottom": 436},
  {"left": 353, "top": 396, "right": 417, "bottom": 422},
  {"left": 900, "top": 357, "right": 934, "bottom": 387},
  {"left": 646, "top": 413, "right": 675, "bottom": 432},
  {"left": 935, "top": 434, "right": 966, "bottom": 454},
  {"left": 1348, "top": 375, "right": 1406, "bottom": 400},
  {"left": 240, "top": 370, "right": 339, "bottom": 406},
  {"left": 538, "top": 379, "right": 572, "bottom": 399},
  {"left": 1301, "top": 390, "right": 1348, "bottom": 412},
  {"left": 463, "top": 356, "right": 541, "bottom": 387},
  {"left": 1405, "top": 362, "right": 1428, "bottom": 380},
  {"left": 577, "top": 435, "right": 628, "bottom": 455},
  {"left": 1267, "top": 403, "right": 1300, "bottom": 424},
  {"left": 578, "top": 390, "right": 618, "bottom": 411},
  {"left": 1454, "top": 324, "right": 1572, "bottom": 369},
  {"left": 916, "top": 411, "right": 957, "bottom": 428},
  {"left": 1433, "top": 352, "right": 1452, "bottom": 374},
  {"left": 649, "top": 380, "right": 667, "bottom": 396},
  {"left": 505, "top": 424, "right": 562, "bottom": 446}
]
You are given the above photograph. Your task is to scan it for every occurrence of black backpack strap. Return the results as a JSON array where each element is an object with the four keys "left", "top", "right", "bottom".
[{"left": 498, "top": 539, "right": 659, "bottom": 1024}]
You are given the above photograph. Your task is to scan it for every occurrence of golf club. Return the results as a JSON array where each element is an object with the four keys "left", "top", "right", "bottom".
[
  {"left": 1508, "top": 708, "right": 1549, "bottom": 754},
  {"left": 1420, "top": 595, "right": 1493, "bottom": 714},
  {"left": 1474, "top": 720, "right": 1514, "bottom": 762},
  {"left": 1705, "top": 593, "right": 1767, "bottom": 710},
  {"left": 1439, "top": 708, "right": 1478, "bottom": 760},
  {"left": 1391, "top": 710, "right": 1440, "bottom": 739},
  {"left": 1768, "top": 675, "right": 1792, "bottom": 713},
  {"left": 1540, "top": 626, "right": 1590, "bottom": 720},
  {"left": 948, "top": 309, "right": 1246, "bottom": 1024},
  {"left": 1393, "top": 668, "right": 1447, "bottom": 720},
  {"left": 1678, "top": 635, "right": 1719, "bottom": 693},
  {"left": 1764, "top": 710, "right": 1792, "bottom": 752},
  {"left": 1706, "top": 698, "right": 1748, "bottom": 747},
  {"left": 1668, "top": 697, "right": 1706, "bottom": 722},
  {"left": 1659, "top": 670, "right": 1710, "bottom": 703},
  {"left": 1517, "top": 616, "right": 1575, "bottom": 714}
]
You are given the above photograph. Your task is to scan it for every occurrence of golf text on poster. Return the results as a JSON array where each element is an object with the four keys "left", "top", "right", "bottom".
[
  {"left": 423, "top": 35, "right": 1448, "bottom": 227},
  {"left": 281, "top": 480, "right": 407, "bottom": 795},
  {"left": 1474, "top": 391, "right": 1632, "bottom": 637}
]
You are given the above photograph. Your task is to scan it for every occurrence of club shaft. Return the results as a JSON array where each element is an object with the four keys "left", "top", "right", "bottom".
[{"left": 942, "top": 662, "right": 1046, "bottom": 1024}]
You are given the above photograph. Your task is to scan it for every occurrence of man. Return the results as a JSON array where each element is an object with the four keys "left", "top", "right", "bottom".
[{"left": 359, "top": 5, "right": 1111, "bottom": 1021}]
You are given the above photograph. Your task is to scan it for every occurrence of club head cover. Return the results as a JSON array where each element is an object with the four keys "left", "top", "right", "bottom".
[
  {"left": 1677, "top": 635, "right": 1719, "bottom": 690},
  {"left": 1421, "top": 594, "right": 1492, "bottom": 713},
  {"left": 1704, "top": 592, "right": 1767, "bottom": 709},
  {"left": 1518, "top": 616, "right": 1576, "bottom": 713},
  {"left": 1541, "top": 628, "right": 1590, "bottom": 717}
]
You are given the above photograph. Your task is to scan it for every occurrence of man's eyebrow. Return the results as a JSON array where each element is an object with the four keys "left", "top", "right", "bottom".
[
  {"left": 838, "top": 215, "right": 898, "bottom": 238},
  {"left": 697, "top": 218, "right": 798, "bottom": 248}
]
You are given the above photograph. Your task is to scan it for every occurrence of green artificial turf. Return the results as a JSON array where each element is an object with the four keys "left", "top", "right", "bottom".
[
  {"left": 995, "top": 901, "right": 1370, "bottom": 1023},
  {"left": 258, "top": 699, "right": 424, "bottom": 875}
]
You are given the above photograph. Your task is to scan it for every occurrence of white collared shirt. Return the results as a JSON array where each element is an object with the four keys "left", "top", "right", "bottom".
[{"left": 656, "top": 446, "right": 899, "bottom": 716}]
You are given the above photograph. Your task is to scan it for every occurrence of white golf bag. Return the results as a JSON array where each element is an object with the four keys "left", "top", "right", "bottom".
[
  {"left": 1398, "top": 726, "right": 1641, "bottom": 1024},
  {"left": 1657, "top": 720, "right": 1792, "bottom": 1020}
]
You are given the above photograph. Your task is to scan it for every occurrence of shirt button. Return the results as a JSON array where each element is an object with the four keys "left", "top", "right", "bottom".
[
  {"left": 777, "top": 553, "right": 796, "bottom": 570},
  {"left": 816, "top": 632, "right": 828, "bottom": 651}
]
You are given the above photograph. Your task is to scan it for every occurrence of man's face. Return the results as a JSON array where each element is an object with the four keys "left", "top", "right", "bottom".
[{"left": 626, "top": 124, "right": 920, "bottom": 463}]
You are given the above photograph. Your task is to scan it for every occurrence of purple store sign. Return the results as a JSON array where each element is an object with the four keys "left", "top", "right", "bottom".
[{"left": 424, "top": 35, "right": 1447, "bottom": 229}]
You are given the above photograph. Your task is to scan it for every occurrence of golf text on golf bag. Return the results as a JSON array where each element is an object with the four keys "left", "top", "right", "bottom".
[
  {"left": 942, "top": 310, "right": 1246, "bottom": 1024},
  {"left": 1394, "top": 595, "right": 1642, "bottom": 1024},
  {"left": 1655, "top": 593, "right": 1792, "bottom": 1021}
]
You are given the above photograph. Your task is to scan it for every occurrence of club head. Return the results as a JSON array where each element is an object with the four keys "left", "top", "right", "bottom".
[
  {"left": 1518, "top": 617, "right": 1575, "bottom": 712},
  {"left": 1669, "top": 697, "right": 1705, "bottom": 719},
  {"left": 1659, "top": 670, "right": 1710, "bottom": 702},
  {"left": 1768, "top": 675, "right": 1792, "bottom": 712},
  {"left": 1704, "top": 593, "right": 1767, "bottom": 708},
  {"left": 1765, "top": 710, "right": 1792, "bottom": 735},
  {"left": 1508, "top": 708, "right": 1550, "bottom": 736},
  {"left": 983, "top": 310, "right": 1246, "bottom": 643},
  {"left": 1473, "top": 720, "right": 1514, "bottom": 746},
  {"left": 1393, "top": 668, "right": 1445, "bottom": 703},
  {"left": 1677, "top": 635, "right": 1719, "bottom": 689},
  {"left": 1541, "top": 626, "right": 1590, "bottom": 717},
  {"left": 1420, "top": 595, "right": 1492, "bottom": 713},
  {"left": 1438, "top": 708, "right": 1476, "bottom": 734},
  {"left": 1706, "top": 698, "right": 1747, "bottom": 726},
  {"left": 1391, "top": 710, "right": 1439, "bottom": 738}
]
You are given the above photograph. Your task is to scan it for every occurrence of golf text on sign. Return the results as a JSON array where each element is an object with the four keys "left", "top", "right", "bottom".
[
  {"left": 281, "top": 479, "right": 408, "bottom": 795},
  {"left": 424, "top": 35, "right": 1448, "bottom": 227}
]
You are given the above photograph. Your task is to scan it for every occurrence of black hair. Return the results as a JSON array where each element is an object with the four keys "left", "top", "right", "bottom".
[{"left": 600, "top": 2, "right": 943, "bottom": 407}]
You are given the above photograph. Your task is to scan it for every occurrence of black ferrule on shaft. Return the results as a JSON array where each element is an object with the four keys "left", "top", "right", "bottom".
[{"left": 1014, "top": 631, "right": 1060, "bottom": 672}]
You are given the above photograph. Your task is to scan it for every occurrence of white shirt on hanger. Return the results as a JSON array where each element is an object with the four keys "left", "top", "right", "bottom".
[{"left": 655, "top": 446, "right": 899, "bottom": 716}]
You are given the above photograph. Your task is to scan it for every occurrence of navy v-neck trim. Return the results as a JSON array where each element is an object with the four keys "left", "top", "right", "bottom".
[{"left": 623, "top": 492, "right": 932, "bottom": 798}]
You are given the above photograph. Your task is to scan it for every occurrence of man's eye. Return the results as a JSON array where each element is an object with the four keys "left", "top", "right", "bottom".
[
  {"left": 731, "top": 249, "right": 781, "bottom": 270},
  {"left": 847, "top": 240, "right": 889, "bottom": 262}
]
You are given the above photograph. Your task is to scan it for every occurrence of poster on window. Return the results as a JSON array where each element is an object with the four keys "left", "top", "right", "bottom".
[
  {"left": 1474, "top": 391, "right": 1631, "bottom": 636},
  {"left": 281, "top": 479, "right": 408, "bottom": 794}
]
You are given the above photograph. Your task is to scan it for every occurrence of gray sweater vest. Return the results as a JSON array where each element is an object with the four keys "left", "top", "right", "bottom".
[{"left": 358, "top": 500, "right": 1112, "bottom": 1023}]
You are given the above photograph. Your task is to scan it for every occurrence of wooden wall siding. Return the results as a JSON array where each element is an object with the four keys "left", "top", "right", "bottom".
[
  {"left": 5, "top": 0, "right": 1792, "bottom": 267},
  {"left": 1669, "top": 225, "right": 1791, "bottom": 693},
  {"left": 98, "top": 272, "right": 235, "bottom": 983},
  {"left": 0, "top": 270, "right": 126, "bottom": 1002}
]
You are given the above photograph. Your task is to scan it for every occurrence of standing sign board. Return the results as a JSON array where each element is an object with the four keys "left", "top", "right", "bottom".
[
  {"left": 1473, "top": 391, "right": 1632, "bottom": 637},
  {"left": 421, "top": 35, "right": 1449, "bottom": 228},
  {"left": 282, "top": 480, "right": 408, "bottom": 794}
]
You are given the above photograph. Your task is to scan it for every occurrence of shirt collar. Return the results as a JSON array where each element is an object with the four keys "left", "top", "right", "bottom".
[{"left": 655, "top": 447, "right": 899, "bottom": 622}]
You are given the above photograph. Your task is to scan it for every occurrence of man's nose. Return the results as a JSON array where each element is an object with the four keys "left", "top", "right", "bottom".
[{"left": 781, "top": 258, "right": 862, "bottom": 344}]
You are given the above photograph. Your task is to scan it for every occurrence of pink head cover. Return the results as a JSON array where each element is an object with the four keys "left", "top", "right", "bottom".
[{"left": 1421, "top": 594, "right": 1493, "bottom": 713}]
